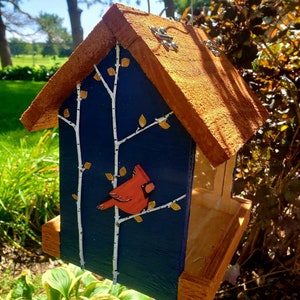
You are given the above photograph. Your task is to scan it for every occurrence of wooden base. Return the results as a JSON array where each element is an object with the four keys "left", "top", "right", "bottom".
[
  {"left": 42, "top": 153, "right": 251, "bottom": 299},
  {"left": 42, "top": 215, "right": 60, "bottom": 258},
  {"left": 178, "top": 197, "right": 251, "bottom": 299}
]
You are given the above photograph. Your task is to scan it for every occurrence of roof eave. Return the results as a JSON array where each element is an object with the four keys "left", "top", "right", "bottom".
[{"left": 20, "top": 20, "right": 116, "bottom": 131}]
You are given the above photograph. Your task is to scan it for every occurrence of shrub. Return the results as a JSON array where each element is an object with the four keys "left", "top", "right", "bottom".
[{"left": 0, "top": 65, "right": 59, "bottom": 81}]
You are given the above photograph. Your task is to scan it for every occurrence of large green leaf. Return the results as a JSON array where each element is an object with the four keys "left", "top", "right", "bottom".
[
  {"left": 81, "top": 272, "right": 101, "bottom": 288},
  {"left": 81, "top": 282, "right": 112, "bottom": 298},
  {"left": 43, "top": 282, "right": 62, "bottom": 300},
  {"left": 42, "top": 267, "right": 72, "bottom": 299},
  {"left": 89, "top": 295, "right": 120, "bottom": 300},
  {"left": 119, "top": 289, "right": 154, "bottom": 300}
]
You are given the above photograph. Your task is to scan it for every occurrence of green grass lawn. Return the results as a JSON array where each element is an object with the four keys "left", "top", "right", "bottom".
[
  {"left": 0, "top": 80, "right": 45, "bottom": 132},
  {"left": 12, "top": 54, "right": 67, "bottom": 67},
  {"left": 0, "top": 80, "right": 60, "bottom": 297}
]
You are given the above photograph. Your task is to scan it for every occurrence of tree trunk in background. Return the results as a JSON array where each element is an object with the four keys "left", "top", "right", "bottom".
[
  {"left": 164, "top": 0, "right": 175, "bottom": 18},
  {"left": 0, "top": 11, "right": 13, "bottom": 68},
  {"left": 66, "top": 0, "right": 83, "bottom": 49}
]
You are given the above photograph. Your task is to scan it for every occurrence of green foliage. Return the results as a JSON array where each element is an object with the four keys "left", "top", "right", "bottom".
[
  {"left": 192, "top": 0, "right": 300, "bottom": 297},
  {"left": 0, "top": 65, "right": 59, "bottom": 81},
  {"left": 0, "top": 129, "right": 59, "bottom": 247},
  {"left": 42, "top": 264, "right": 153, "bottom": 300},
  {"left": 174, "top": 0, "right": 211, "bottom": 15},
  {"left": 7, "top": 270, "right": 35, "bottom": 300},
  {"left": 9, "top": 38, "right": 33, "bottom": 56}
]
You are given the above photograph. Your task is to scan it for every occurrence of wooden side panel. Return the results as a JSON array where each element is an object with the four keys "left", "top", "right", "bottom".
[
  {"left": 181, "top": 150, "right": 252, "bottom": 299},
  {"left": 178, "top": 273, "right": 214, "bottom": 299},
  {"left": 42, "top": 216, "right": 61, "bottom": 258}
]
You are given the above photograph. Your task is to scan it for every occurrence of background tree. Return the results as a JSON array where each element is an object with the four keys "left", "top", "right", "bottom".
[
  {"left": 0, "top": 7, "right": 12, "bottom": 67},
  {"left": 0, "top": 0, "right": 35, "bottom": 67},
  {"left": 66, "top": 0, "right": 142, "bottom": 46},
  {"left": 67, "top": 0, "right": 83, "bottom": 48},
  {"left": 36, "top": 13, "right": 72, "bottom": 57},
  {"left": 9, "top": 37, "right": 27, "bottom": 55},
  {"left": 174, "top": 0, "right": 210, "bottom": 16}
]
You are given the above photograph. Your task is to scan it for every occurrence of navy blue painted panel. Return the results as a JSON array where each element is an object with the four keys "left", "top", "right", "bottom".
[{"left": 59, "top": 46, "right": 195, "bottom": 299}]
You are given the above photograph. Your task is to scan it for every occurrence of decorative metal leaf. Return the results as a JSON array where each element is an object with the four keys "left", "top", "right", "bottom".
[
  {"left": 105, "top": 173, "right": 114, "bottom": 181},
  {"left": 84, "top": 162, "right": 92, "bottom": 170},
  {"left": 72, "top": 194, "right": 78, "bottom": 200},
  {"left": 80, "top": 90, "right": 88, "bottom": 99},
  {"left": 121, "top": 57, "right": 130, "bottom": 67},
  {"left": 93, "top": 73, "right": 101, "bottom": 81},
  {"left": 139, "top": 114, "right": 147, "bottom": 128},
  {"left": 170, "top": 202, "right": 181, "bottom": 211},
  {"left": 119, "top": 166, "right": 127, "bottom": 177},
  {"left": 134, "top": 215, "right": 143, "bottom": 223},
  {"left": 107, "top": 67, "right": 116, "bottom": 76},
  {"left": 63, "top": 108, "right": 70, "bottom": 118},
  {"left": 159, "top": 121, "right": 170, "bottom": 129},
  {"left": 147, "top": 201, "right": 156, "bottom": 210}
]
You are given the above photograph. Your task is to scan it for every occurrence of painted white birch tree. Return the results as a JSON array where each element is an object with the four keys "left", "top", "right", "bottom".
[
  {"left": 57, "top": 42, "right": 187, "bottom": 283},
  {"left": 94, "top": 42, "right": 186, "bottom": 284},
  {"left": 58, "top": 83, "right": 91, "bottom": 269}
]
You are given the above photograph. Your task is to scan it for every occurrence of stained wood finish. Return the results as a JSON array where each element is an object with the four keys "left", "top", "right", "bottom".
[{"left": 21, "top": 3, "right": 268, "bottom": 167}]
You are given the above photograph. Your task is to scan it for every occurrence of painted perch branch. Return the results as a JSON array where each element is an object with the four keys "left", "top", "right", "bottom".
[{"left": 118, "top": 194, "right": 186, "bottom": 225}]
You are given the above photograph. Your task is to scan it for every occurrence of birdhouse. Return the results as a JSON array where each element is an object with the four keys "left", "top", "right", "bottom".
[{"left": 21, "top": 4, "right": 268, "bottom": 299}]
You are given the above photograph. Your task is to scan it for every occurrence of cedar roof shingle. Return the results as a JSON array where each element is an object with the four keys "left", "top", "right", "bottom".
[{"left": 21, "top": 3, "right": 268, "bottom": 166}]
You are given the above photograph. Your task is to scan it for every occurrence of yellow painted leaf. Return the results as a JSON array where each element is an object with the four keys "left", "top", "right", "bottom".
[
  {"left": 139, "top": 114, "right": 147, "bottom": 128},
  {"left": 170, "top": 202, "right": 181, "bottom": 211},
  {"left": 63, "top": 108, "right": 70, "bottom": 118},
  {"left": 121, "top": 57, "right": 130, "bottom": 67},
  {"left": 107, "top": 67, "right": 116, "bottom": 76},
  {"left": 147, "top": 201, "right": 156, "bottom": 210},
  {"left": 80, "top": 90, "right": 88, "bottom": 99},
  {"left": 72, "top": 194, "right": 78, "bottom": 200},
  {"left": 134, "top": 215, "right": 143, "bottom": 223},
  {"left": 119, "top": 166, "right": 127, "bottom": 177},
  {"left": 84, "top": 162, "right": 92, "bottom": 169},
  {"left": 105, "top": 173, "right": 114, "bottom": 181},
  {"left": 159, "top": 121, "right": 170, "bottom": 130},
  {"left": 93, "top": 73, "right": 101, "bottom": 81}
]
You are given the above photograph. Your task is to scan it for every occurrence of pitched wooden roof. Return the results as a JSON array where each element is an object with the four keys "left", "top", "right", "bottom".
[{"left": 21, "top": 3, "right": 268, "bottom": 167}]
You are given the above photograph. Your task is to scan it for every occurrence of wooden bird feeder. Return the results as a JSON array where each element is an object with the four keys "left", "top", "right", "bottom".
[{"left": 21, "top": 4, "right": 268, "bottom": 299}]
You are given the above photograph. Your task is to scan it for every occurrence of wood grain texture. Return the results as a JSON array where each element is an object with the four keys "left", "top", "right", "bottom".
[
  {"left": 102, "top": 4, "right": 269, "bottom": 166},
  {"left": 42, "top": 216, "right": 60, "bottom": 258},
  {"left": 20, "top": 21, "right": 116, "bottom": 131},
  {"left": 181, "top": 150, "right": 252, "bottom": 299},
  {"left": 21, "top": 3, "right": 268, "bottom": 166}
]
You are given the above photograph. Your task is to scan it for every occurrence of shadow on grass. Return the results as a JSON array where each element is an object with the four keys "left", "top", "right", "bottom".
[{"left": 0, "top": 80, "right": 46, "bottom": 133}]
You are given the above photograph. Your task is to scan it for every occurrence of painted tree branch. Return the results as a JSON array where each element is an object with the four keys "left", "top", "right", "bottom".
[
  {"left": 95, "top": 43, "right": 184, "bottom": 285},
  {"left": 58, "top": 83, "right": 86, "bottom": 269},
  {"left": 118, "top": 112, "right": 174, "bottom": 146},
  {"left": 118, "top": 194, "right": 186, "bottom": 225}
]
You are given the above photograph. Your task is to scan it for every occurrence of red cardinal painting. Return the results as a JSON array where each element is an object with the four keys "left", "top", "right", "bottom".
[{"left": 97, "top": 165, "right": 155, "bottom": 215}]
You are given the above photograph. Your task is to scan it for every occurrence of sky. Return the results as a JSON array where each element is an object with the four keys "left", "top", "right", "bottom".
[{"left": 13, "top": 0, "right": 165, "bottom": 41}]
